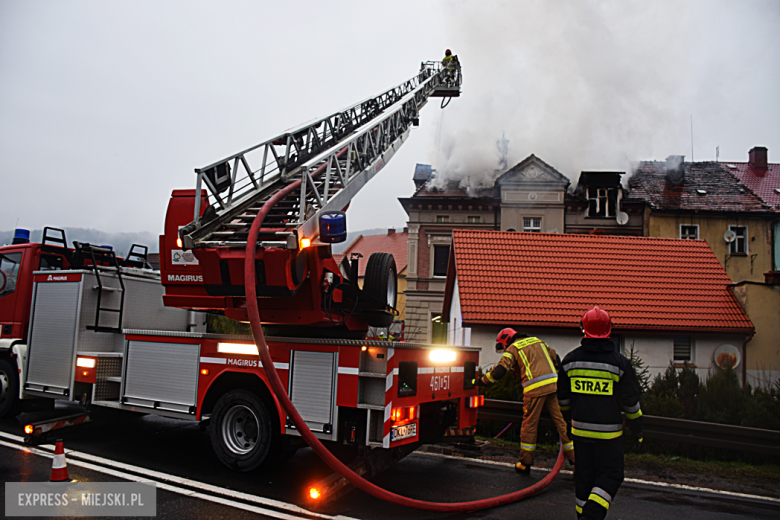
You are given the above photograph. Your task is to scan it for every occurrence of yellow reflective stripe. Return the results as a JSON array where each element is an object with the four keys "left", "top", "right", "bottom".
[
  {"left": 501, "top": 352, "right": 514, "bottom": 359},
  {"left": 519, "top": 350, "right": 533, "bottom": 380},
  {"left": 625, "top": 409, "right": 643, "bottom": 420},
  {"left": 512, "top": 337, "right": 541, "bottom": 350},
  {"left": 485, "top": 372, "right": 496, "bottom": 383},
  {"left": 567, "top": 369, "right": 620, "bottom": 382},
  {"left": 541, "top": 343, "right": 557, "bottom": 373},
  {"left": 571, "top": 427, "right": 623, "bottom": 440},
  {"left": 520, "top": 443, "right": 536, "bottom": 451},
  {"left": 524, "top": 376, "right": 557, "bottom": 392},
  {"left": 575, "top": 505, "right": 583, "bottom": 514},
  {"left": 559, "top": 405, "right": 571, "bottom": 411},
  {"left": 563, "top": 441, "right": 574, "bottom": 451},
  {"left": 589, "top": 493, "right": 610, "bottom": 510}
]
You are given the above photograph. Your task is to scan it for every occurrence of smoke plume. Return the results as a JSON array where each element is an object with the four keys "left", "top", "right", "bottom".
[{"left": 427, "top": 0, "right": 780, "bottom": 192}]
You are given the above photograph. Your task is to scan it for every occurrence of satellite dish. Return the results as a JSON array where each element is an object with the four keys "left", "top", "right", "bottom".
[
  {"left": 714, "top": 344, "right": 740, "bottom": 369},
  {"left": 723, "top": 230, "right": 736, "bottom": 243},
  {"left": 616, "top": 212, "right": 629, "bottom": 226}
]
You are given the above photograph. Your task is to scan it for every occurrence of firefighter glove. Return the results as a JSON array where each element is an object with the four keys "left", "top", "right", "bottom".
[
  {"left": 632, "top": 434, "right": 644, "bottom": 452},
  {"left": 474, "top": 378, "right": 488, "bottom": 387}
]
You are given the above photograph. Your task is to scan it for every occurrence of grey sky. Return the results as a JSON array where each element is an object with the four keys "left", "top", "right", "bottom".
[{"left": 2, "top": 1, "right": 778, "bottom": 241}]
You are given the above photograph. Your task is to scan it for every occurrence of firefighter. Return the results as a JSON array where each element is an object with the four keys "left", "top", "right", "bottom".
[
  {"left": 558, "top": 306, "right": 644, "bottom": 520},
  {"left": 442, "top": 49, "right": 459, "bottom": 84},
  {"left": 476, "top": 329, "right": 575, "bottom": 474}
]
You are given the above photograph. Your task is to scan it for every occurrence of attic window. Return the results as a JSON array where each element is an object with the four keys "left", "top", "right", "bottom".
[
  {"left": 726, "top": 164, "right": 737, "bottom": 169},
  {"left": 775, "top": 188, "right": 780, "bottom": 194},
  {"left": 696, "top": 189, "right": 707, "bottom": 195},
  {"left": 586, "top": 187, "right": 617, "bottom": 217},
  {"left": 436, "top": 215, "right": 449, "bottom": 223}
]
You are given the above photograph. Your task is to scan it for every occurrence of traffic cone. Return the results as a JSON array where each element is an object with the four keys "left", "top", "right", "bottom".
[{"left": 50, "top": 440, "right": 71, "bottom": 482}]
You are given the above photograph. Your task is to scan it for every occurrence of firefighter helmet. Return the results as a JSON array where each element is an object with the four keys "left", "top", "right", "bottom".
[
  {"left": 581, "top": 306, "right": 611, "bottom": 338},
  {"left": 445, "top": 49, "right": 452, "bottom": 56},
  {"left": 495, "top": 327, "right": 517, "bottom": 351}
]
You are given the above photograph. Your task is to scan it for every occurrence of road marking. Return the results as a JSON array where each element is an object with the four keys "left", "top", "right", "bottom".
[
  {"left": 0, "top": 432, "right": 356, "bottom": 520},
  {"left": 413, "top": 451, "right": 780, "bottom": 504}
]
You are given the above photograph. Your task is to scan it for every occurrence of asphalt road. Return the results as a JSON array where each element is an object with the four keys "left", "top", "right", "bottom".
[{"left": 2, "top": 405, "right": 778, "bottom": 520}]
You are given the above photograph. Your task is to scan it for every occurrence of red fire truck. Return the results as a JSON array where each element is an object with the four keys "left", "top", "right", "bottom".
[{"left": 0, "top": 60, "right": 477, "bottom": 476}]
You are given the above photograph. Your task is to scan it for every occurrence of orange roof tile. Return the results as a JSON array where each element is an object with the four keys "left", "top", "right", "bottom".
[
  {"left": 444, "top": 230, "right": 753, "bottom": 333},
  {"left": 339, "top": 230, "right": 408, "bottom": 277}
]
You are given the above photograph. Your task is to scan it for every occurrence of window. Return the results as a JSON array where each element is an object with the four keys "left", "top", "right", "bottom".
[
  {"left": 467, "top": 216, "right": 480, "bottom": 223},
  {"left": 432, "top": 245, "right": 450, "bottom": 277},
  {"left": 0, "top": 252, "right": 22, "bottom": 298},
  {"left": 680, "top": 225, "right": 699, "bottom": 240},
  {"left": 431, "top": 314, "right": 447, "bottom": 344},
  {"left": 523, "top": 217, "right": 542, "bottom": 233},
  {"left": 673, "top": 336, "right": 691, "bottom": 362},
  {"left": 729, "top": 226, "right": 748, "bottom": 254},
  {"left": 587, "top": 187, "right": 617, "bottom": 217},
  {"left": 436, "top": 215, "right": 449, "bottom": 223}
]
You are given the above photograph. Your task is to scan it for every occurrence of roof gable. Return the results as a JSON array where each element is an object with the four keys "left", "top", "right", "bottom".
[
  {"left": 496, "top": 154, "right": 570, "bottom": 187},
  {"left": 445, "top": 230, "right": 753, "bottom": 333}
]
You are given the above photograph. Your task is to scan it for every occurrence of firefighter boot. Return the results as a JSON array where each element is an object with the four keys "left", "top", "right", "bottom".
[{"left": 515, "top": 462, "right": 532, "bottom": 475}]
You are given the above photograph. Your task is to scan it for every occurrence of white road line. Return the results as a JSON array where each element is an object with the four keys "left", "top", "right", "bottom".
[
  {"left": 413, "top": 451, "right": 780, "bottom": 504},
  {"left": 0, "top": 433, "right": 356, "bottom": 520}
]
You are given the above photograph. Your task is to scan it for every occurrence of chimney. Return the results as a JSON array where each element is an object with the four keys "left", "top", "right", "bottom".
[
  {"left": 749, "top": 146, "right": 768, "bottom": 176},
  {"left": 413, "top": 164, "right": 434, "bottom": 188},
  {"left": 403, "top": 227, "right": 408, "bottom": 234},
  {"left": 665, "top": 155, "right": 685, "bottom": 185},
  {"left": 387, "top": 228, "right": 395, "bottom": 236}
]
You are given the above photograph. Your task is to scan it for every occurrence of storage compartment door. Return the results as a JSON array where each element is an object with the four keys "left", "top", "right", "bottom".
[
  {"left": 288, "top": 351, "right": 337, "bottom": 434},
  {"left": 122, "top": 340, "right": 199, "bottom": 414},
  {"left": 25, "top": 282, "right": 81, "bottom": 396}
]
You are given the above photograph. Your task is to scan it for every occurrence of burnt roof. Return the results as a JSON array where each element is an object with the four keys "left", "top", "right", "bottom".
[{"left": 628, "top": 161, "right": 774, "bottom": 213}]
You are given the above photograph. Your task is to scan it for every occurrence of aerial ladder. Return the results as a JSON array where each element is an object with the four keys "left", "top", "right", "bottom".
[{"left": 163, "top": 60, "right": 462, "bottom": 335}]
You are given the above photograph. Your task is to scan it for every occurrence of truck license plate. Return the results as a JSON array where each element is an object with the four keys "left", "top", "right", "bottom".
[{"left": 391, "top": 422, "right": 417, "bottom": 441}]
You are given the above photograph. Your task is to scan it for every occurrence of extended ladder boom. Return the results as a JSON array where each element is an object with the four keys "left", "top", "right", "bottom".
[{"left": 181, "top": 60, "right": 461, "bottom": 249}]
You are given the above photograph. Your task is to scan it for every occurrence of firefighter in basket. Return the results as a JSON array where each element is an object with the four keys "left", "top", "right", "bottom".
[
  {"left": 558, "top": 306, "right": 644, "bottom": 520},
  {"left": 476, "top": 329, "right": 575, "bottom": 474},
  {"left": 442, "top": 49, "right": 459, "bottom": 85}
]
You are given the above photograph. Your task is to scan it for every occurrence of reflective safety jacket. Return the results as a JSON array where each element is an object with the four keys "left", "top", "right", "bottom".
[
  {"left": 557, "top": 337, "right": 643, "bottom": 440},
  {"left": 443, "top": 54, "right": 458, "bottom": 70},
  {"left": 481, "top": 337, "right": 560, "bottom": 398}
]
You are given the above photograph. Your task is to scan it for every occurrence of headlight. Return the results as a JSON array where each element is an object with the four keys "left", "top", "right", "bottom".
[
  {"left": 429, "top": 349, "right": 456, "bottom": 363},
  {"left": 217, "top": 343, "right": 259, "bottom": 355}
]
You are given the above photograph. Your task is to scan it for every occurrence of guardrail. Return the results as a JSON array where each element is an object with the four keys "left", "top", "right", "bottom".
[{"left": 479, "top": 399, "right": 780, "bottom": 456}]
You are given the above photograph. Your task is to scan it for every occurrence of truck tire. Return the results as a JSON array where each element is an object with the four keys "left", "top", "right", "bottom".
[
  {"left": 364, "top": 253, "right": 397, "bottom": 309},
  {"left": 0, "top": 358, "right": 20, "bottom": 418},
  {"left": 210, "top": 389, "right": 277, "bottom": 472},
  {"left": 364, "top": 253, "right": 397, "bottom": 328}
]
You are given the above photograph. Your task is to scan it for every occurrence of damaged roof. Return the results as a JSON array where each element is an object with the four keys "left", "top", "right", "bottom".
[
  {"left": 628, "top": 161, "right": 774, "bottom": 213},
  {"left": 443, "top": 230, "right": 753, "bottom": 334}
]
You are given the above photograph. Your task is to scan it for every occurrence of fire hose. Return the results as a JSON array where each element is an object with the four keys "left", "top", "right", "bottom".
[{"left": 243, "top": 181, "right": 564, "bottom": 512}]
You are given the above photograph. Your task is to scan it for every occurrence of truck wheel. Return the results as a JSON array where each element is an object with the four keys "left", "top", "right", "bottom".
[
  {"left": 364, "top": 253, "right": 397, "bottom": 328},
  {"left": 0, "top": 358, "right": 20, "bottom": 418},
  {"left": 364, "top": 253, "right": 397, "bottom": 309},
  {"left": 210, "top": 390, "right": 276, "bottom": 472}
]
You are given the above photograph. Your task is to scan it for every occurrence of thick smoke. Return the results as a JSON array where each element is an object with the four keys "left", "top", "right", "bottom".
[{"left": 428, "top": 0, "right": 780, "bottom": 192}]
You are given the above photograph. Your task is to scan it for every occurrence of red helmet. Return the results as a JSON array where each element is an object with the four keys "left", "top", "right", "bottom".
[
  {"left": 445, "top": 49, "right": 452, "bottom": 56},
  {"left": 581, "top": 306, "right": 611, "bottom": 338},
  {"left": 496, "top": 327, "right": 517, "bottom": 351}
]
